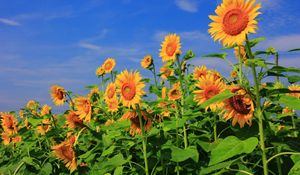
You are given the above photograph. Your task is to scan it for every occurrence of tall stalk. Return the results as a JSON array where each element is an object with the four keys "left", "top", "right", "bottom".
[
  {"left": 152, "top": 64, "right": 158, "bottom": 87},
  {"left": 136, "top": 105, "right": 149, "bottom": 175},
  {"left": 245, "top": 35, "right": 268, "bottom": 175}
]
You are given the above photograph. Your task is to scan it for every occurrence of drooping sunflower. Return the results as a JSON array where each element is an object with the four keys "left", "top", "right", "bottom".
[
  {"left": 193, "top": 65, "right": 208, "bottom": 80},
  {"left": 106, "top": 97, "right": 119, "bottom": 113},
  {"left": 121, "top": 111, "right": 152, "bottom": 136},
  {"left": 288, "top": 84, "right": 300, "bottom": 98},
  {"left": 223, "top": 86, "right": 254, "bottom": 128},
  {"left": 141, "top": 55, "right": 153, "bottom": 69},
  {"left": 208, "top": 0, "right": 261, "bottom": 46},
  {"left": 96, "top": 66, "right": 105, "bottom": 77},
  {"left": 1, "top": 113, "right": 18, "bottom": 135},
  {"left": 52, "top": 136, "right": 77, "bottom": 172},
  {"left": 74, "top": 97, "right": 92, "bottom": 123},
  {"left": 160, "top": 65, "right": 174, "bottom": 80},
  {"left": 66, "top": 111, "right": 83, "bottom": 129},
  {"left": 194, "top": 74, "right": 227, "bottom": 111},
  {"left": 105, "top": 83, "right": 116, "bottom": 102},
  {"left": 234, "top": 45, "right": 247, "bottom": 61},
  {"left": 50, "top": 85, "right": 66, "bottom": 106},
  {"left": 168, "top": 82, "right": 182, "bottom": 101},
  {"left": 116, "top": 70, "right": 145, "bottom": 109},
  {"left": 41, "top": 104, "right": 52, "bottom": 116},
  {"left": 103, "top": 57, "right": 116, "bottom": 73},
  {"left": 159, "top": 34, "right": 182, "bottom": 62}
]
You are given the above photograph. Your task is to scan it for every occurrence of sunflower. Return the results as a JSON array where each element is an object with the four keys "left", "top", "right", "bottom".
[
  {"left": 96, "top": 66, "right": 105, "bottom": 77},
  {"left": 194, "top": 74, "right": 227, "bottom": 111},
  {"left": 50, "top": 85, "right": 66, "bottom": 106},
  {"left": 1, "top": 113, "right": 18, "bottom": 135},
  {"left": 121, "top": 111, "right": 152, "bottom": 136},
  {"left": 223, "top": 86, "right": 254, "bottom": 128},
  {"left": 104, "top": 119, "right": 115, "bottom": 126},
  {"left": 52, "top": 136, "right": 77, "bottom": 172},
  {"left": 37, "top": 119, "right": 51, "bottom": 135},
  {"left": 208, "top": 0, "right": 261, "bottom": 46},
  {"left": 66, "top": 111, "right": 83, "bottom": 129},
  {"left": 161, "top": 87, "right": 167, "bottom": 99},
  {"left": 141, "top": 55, "right": 153, "bottom": 69},
  {"left": 168, "top": 82, "right": 181, "bottom": 101},
  {"left": 41, "top": 104, "right": 51, "bottom": 116},
  {"left": 230, "top": 70, "right": 238, "bottom": 79},
  {"left": 106, "top": 97, "right": 119, "bottom": 113},
  {"left": 19, "top": 110, "right": 24, "bottom": 119},
  {"left": 160, "top": 65, "right": 174, "bottom": 80},
  {"left": 74, "top": 97, "right": 92, "bottom": 123},
  {"left": 234, "top": 45, "right": 247, "bottom": 61},
  {"left": 103, "top": 57, "right": 116, "bottom": 73},
  {"left": 208, "top": 69, "right": 222, "bottom": 81},
  {"left": 1, "top": 132, "right": 10, "bottom": 145},
  {"left": 12, "top": 136, "right": 22, "bottom": 144},
  {"left": 158, "top": 102, "right": 171, "bottom": 117},
  {"left": 193, "top": 65, "right": 208, "bottom": 80},
  {"left": 116, "top": 70, "right": 145, "bottom": 109},
  {"left": 105, "top": 83, "right": 116, "bottom": 102},
  {"left": 288, "top": 84, "right": 300, "bottom": 98},
  {"left": 88, "top": 87, "right": 100, "bottom": 102},
  {"left": 27, "top": 100, "right": 38, "bottom": 110},
  {"left": 159, "top": 34, "right": 182, "bottom": 62}
]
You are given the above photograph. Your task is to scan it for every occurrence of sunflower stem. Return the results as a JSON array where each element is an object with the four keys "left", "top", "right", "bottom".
[
  {"left": 152, "top": 64, "right": 158, "bottom": 88},
  {"left": 246, "top": 35, "right": 268, "bottom": 175},
  {"left": 238, "top": 46, "right": 244, "bottom": 85},
  {"left": 275, "top": 53, "right": 279, "bottom": 83},
  {"left": 213, "top": 114, "right": 218, "bottom": 142},
  {"left": 136, "top": 105, "right": 149, "bottom": 175},
  {"left": 176, "top": 56, "right": 188, "bottom": 149},
  {"left": 291, "top": 115, "right": 297, "bottom": 137},
  {"left": 275, "top": 147, "right": 283, "bottom": 175}
]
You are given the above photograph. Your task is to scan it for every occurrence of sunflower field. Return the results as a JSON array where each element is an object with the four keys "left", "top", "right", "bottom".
[{"left": 1, "top": 0, "right": 300, "bottom": 175}]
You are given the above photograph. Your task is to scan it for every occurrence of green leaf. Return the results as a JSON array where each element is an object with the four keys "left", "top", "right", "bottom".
[
  {"left": 209, "top": 136, "right": 258, "bottom": 166},
  {"left": 85, "top": 84, "right": 99, "bottom": 89},
  {"left": 249, "top": 37, "right": 265, "bottom": 47},
  {"left": 246, "top": 58, "right": 267, "bottom": 68},
  {"left": 27, "top": 118, "right": 43, "bottom": 127},
  {"left": 163, "top": 117, "right": 187, "bottom": 131},
  {"left": 183, "top": 50, "right": 196, "bottom": 60},
  {"left": 288, "top": 75, "right": 300, "bottom": 84},
  {"left": 200, "top": 160, "right": 236, "bottom": 175},
  {"left": 269, "top": 66, "right": 300, "bottom": 73},
  {"left": 97, "top": 154, "right": 128, "bottom": 174},
  {"left": 203, "top": 53, "right": 228, "bottom": 59},
  {"left": 170, "top": 146, "right": 199, "bottom": 162},
  {"left": 279, "top": 95, "right": 300, "bottom": 110},
  {"left": 288, "top": 48, "right": 300, "bottom": 52},
  {"left": 289, "top": 159, "right": 300, "bottom": 175},
  {"left": 101, "top": 146, "right": 116, "bottom": 157},
  {"left": 40, "top": 163, "right": 52, "bottom": 175},
  {"left": 113, "top": 166, "right": 123, "bottom": 175},
  {"left": 200, "top": 90, "right": 234, "bottom": 109}
]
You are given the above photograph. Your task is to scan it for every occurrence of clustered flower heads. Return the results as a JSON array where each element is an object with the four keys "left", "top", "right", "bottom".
[{"left": 0, "top": 0, "right": 299, "bottom": 174}]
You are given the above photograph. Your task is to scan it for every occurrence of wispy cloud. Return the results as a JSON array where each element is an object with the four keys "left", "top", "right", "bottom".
[
  {"left": 175, "top": 0, "right": 198, "bottom": 13},
  {"left": 0, "top": 18, "right": 21, "bottom": 26},
  {"left": 261, "top": 34, "right": 300, "bottom": 51}
]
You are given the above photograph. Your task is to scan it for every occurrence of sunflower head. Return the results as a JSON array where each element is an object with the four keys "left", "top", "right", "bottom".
[
  {"left": 50, "top": 85, "right": 66, "bottom": 106},
  {"left": 288, "top": 84, "right": 300, "bottom": 98},
  {"left": 193, "top": 65, "right": 208, "bottom": 80},
  {"left": 230, "top": 69, "right": 238, "bottom": 79},
  {"left": 74, "top": 97, "right": 92, "bottom": 123},
  {"left": 37, "top": 119, "right": 51, "bottom": 135},
  {"left": 66, "top": 111, "right": 83, "bottom": 129},
  {"left": 161, "top": 87, "right": 167, "bottom": 99},
  {"left": 121, "top": 111, "right": 152, "bottom": 136},
  {"left": 159, "top": 34, "right": 182, "bottom": 62},
  {"left": 1, "top": 113, "right": 18, "bottom": 135},
  {"left": 41, "top": 104, "right": 52, "bottom": 116},
  {"left": 52, "top": 137, "right": 77, "bottom": 172},
  {"left": 168, "top": 82, "right": 182, "bottom": 101},
  {"left": 1, "top": 132, "right": 10, "bottom": 145},
  {"left": 103, "top": 57, "right": 116, "bottom": 73},
  {"left": 96, "top": 66, "right": 105, "bottom": 77},
  {"left": 27, "top": 100, "right": 39, "bottom": 112},
  {"left": 223, "top": 86, "right": 254, "bottom": 128},
  {"left": 194, "top": 74, "right": 227, "bottom": 111},
  {"left": 234, "top": 45, "right": 248, "bottom": 61},
  {"left": 141, "top": 55, "right": 153, "bottom": 69},
  {"left": 88, "top": 87, "right": 100, "bottom": 102},
  {"left": 105, "top": 83, "right": 116, "bottom": 102},
  {"left": 116, "top": 70, "right": 145, "bottom": 109},
  {"left": 106, "top": 97, "right": 119, "bottom": 113},
  {"left": 208, "top": 0, "right": 261, "bottom": 46},
  {"left": 160, "top": 65, "right": 174, "bottom": 80}
]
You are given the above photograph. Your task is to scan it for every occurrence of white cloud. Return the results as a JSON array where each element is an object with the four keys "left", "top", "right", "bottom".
[
  {"left": 0, "top": 18, "right": 21, "bottom": 26},
  {"left": 175, "top": 0, "right": 198, "bottom": 13},
  {"left": 261, "top": 34, "right": 300, "bottom": 52}
]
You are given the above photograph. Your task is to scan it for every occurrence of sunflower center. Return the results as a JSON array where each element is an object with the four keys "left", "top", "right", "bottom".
[
  {"left": 121, "top": 83, "right": 136, "bottom": 100},
  {"left": 105, "top": 62, "right": 112, "bottom": 70},
  {"left": 229, "top": 95, "right": 251, "bottom": 114},
  {"left": 61, "top": 145, "right": 73, "bottom": 161},
  {"left": 204, "top": 87, "right": 219, "bottom": 99},
  {"left": 223, "top": 9, "right": 249, "bottom": 36},
  {"left": 56, "top": 90, "right": 64, "bottom": 100},
  {"left": 107, "top": 88, "right": 115, "bottom": 99},
  {"left": 166, "top": 42, "right": 177, "bottom": 56}
]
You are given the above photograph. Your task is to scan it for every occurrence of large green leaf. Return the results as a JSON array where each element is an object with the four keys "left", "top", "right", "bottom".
[
  {"left": 279, "top": 95, "right": 300, "bottom": 110},
  {"left": 200, "top": 159, "right": 236, "bottom": 175},
  {"left": 203, "top": 53, "right": 228, "bottom": 59},
  {"left": 209, "top": 136, "right": 258, "bottom": 166},
  {"left": 289, "top": 157, "right": 300, "bottom": 175},
  {"left": 171, "top": 146, "right": 199, "bottom": 162},
  {"left": 200, "top": 90, "right": 234, "bottom": 109},
  {"left": 288, "top": 48, "right": 300, "bottom": 52}
]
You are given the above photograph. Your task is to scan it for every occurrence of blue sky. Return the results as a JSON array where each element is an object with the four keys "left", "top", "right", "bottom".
[{"left": 1, "top": 0, "right": 300, "bottom": 112}]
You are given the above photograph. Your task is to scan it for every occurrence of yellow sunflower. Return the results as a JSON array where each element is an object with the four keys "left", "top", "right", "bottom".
[
  {"left": 88, "top": 87, "right": 100, "bottom": 103},
  {"left": 27, "top": 100, "right": 39, "bottom": 110},
  {"left": 116, "top": 70, "right": 145, "bottom": 109},
  {"left": 52, "top": 136, "right": 77, "bottom": 172},
  {"left": 74, "top": 97, "right": 92, "bottom": 123},
  {"left": 288, "top": 84, "right": 300, "bottom": 98},
  {"left": 141, "top": 55, "right": 153, "bottom": 69},
  {"left": 50, "top": 85, "right": 66, "bottom": 106},
  {"left": 161, "top": 87, "right": 167, "bottom": 99},
  {"left": 121, "top": 111, "right": 152, "bottom": 136},
  {"left": 223, "top": 86, "right": 254, "bottom": 128},
  {"left": 104, "top": 119, "right": 115, "bottom": 126},
  {"left": 208, "top": 0, "right": 261, "bottom": 46},
  {"left": 168, "top": 82, "right": 182, "bottom": 101},
  {"left": 1, "top": 113, "right": 18, "bottom": 135},
  {"left": 37, "top": 119, "right": 51, "bottom": 135},
  {"left": 159, "top": 34, "right": 182, "bottom": 62},
  {"left": 65, "top": 111, "right": 83, "bottom": 129},
  {"left": 103, "top": 57, "right": 116, "bottom": 73},
  {"left": 194, "top": 74, "right": 227, "bottom": 111},
  {"left": 41, "top": 104, "right": 52, "bottom": 116},
  {"left": 1, "top": 132, "right": 10, "bottom": 145},
  {"left": 160, "top": 65, "right": 174, "bottom": 80},
  {"left": 208, "top": 69, "right": 222, "bottom": 81},
  {"left": 105, "top": 83, "right": 116, "bottom": 102},
  {"left": 193, "top": 65, "right": 208, "bottom": 80},
  {"left": 96, "top": 66, "right": 105, "bottom": 77},
  {"left": 106, "top": 97, "right": 119, "bottom": 113}
]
